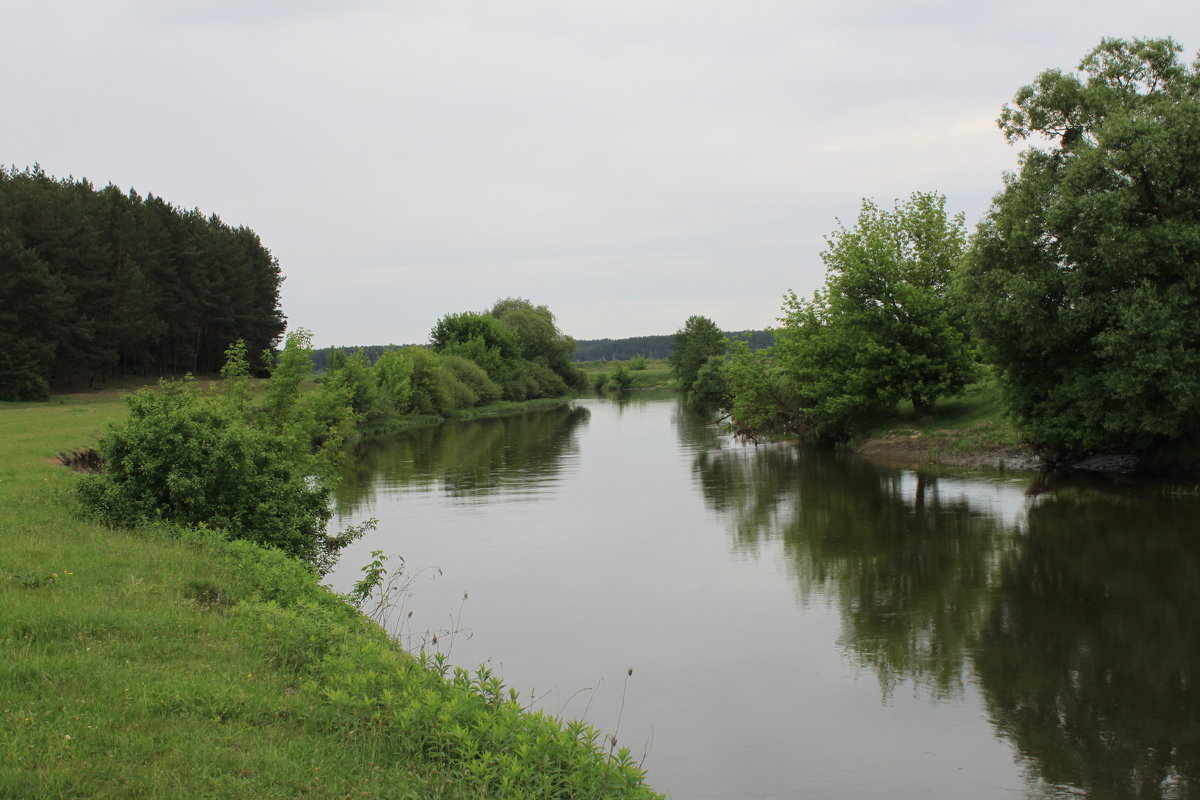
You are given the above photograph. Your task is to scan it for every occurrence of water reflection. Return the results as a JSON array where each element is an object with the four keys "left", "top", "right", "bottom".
[
  {"left": 334, "top": 404, "right": 590, "bottom": 514},
  {"left": 693, "top": 443, "right": 1019, "bottom": 699},
  {"left": 690, "top": 429, "right": 1200, "bottom": 798},
  {"left": 331, "top": 398, "right": 1200, "bottom": 799},
  {"left": 976, "top": 481, "right": 1200, "bottom": 799}
]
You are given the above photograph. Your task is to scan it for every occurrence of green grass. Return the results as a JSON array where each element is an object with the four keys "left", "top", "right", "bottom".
[
  {"left": 861, "top": 377, "right": 1027, "bottom": 456},
  {"left": 575, "top": 359, "right": 675, "bottom": 391},
  {"left": 1, "top": 392, "right": 662, "bottom": 799}
]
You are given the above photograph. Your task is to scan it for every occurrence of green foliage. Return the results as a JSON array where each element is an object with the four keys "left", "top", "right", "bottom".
[
  {"left": 0, "top": 352, "right": 51, "bottom": 402},
  {"left": 372, "top": 348, "right": 413, "bottom": 413},
  {"left": 0, "top": 229, "right": 67, "bottom": 400},
  {"left": 405, "top": 347, "right": 452, "bottom": 415},
  {"left": 728, "top": 192, "right": 974, "bottom": 443},
  {"left": 0, "top": 165, "right": 285, "bottom": 388},
  {"left": 323, "top": 350, "right": 383, "bottom": 421},
  {"left": 668, "top": 315, "right": 728, "bottom": 395},
  {"left": 959, "top": 37, "right": 1200, "bottom": 457},
  {"left": 76, "top": 341, "right": 364, "bottom": 573},
  {"left": 263, "top": 330, "right": 315, "bottom": 418},
  {"left": 219, "top": 339, "right": 253, "bottom": 413},
  {"left": 431, "top": 312, "right": 520, "bottom": 386},
  {"left": 688, "top": 354, "right": 730, "bottom": 410},
  {"left": 723, "top": 343, "right": 812, "bottom": 441},
  {"left": 606, "top": 363, "right": 633, "bottom": 392},
  {"left": 490, "top": 298, "right": 574, "bottom": 366},
  {"left": 261, "top": 330, "right": 356, "bottom": 460},
  {"left": 627, "top": 355, "right": 648, "bottom": 371},
  {"left": 517, "top": 359, "right": 570, "bottom": 399},
  {"left": 76, "top": 379, "right": 337, "bottom": 571},
  {"left": 442, "top": 354, "right": 502, "bottom": 405},
  {"left": 490, "top": 297, "right": 586, "bottom": 393},
  {"left": 812, "top": 192, "right": 974, "bottom": 415},
  {"left": 431, "top": 300, "right": 582, "bottom": 402}
]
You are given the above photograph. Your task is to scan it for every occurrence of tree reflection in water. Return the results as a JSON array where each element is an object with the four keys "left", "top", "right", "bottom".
[
  {"left": 976, "top": 479, "right": 1200, "bottom": 799},
  {"left": 333, "top": 405, "right": 590, "bottom": 515},
  {"left": 690, "top": 441, "right": 1016, "bottom": 699},
  {"left": 690, "top": 432, "right": 1200, "bottom": 799}
]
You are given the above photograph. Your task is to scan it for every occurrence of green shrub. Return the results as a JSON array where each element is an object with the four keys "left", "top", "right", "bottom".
[
  {"left": 523, "top": 359, "right": 569, "bottom": 397},
  {"left": 606, "top": 364, "right": 633, "bottom": 392},
  {"left": 323, "top": 350, "right": 384, "bottom": 421},
  {"left": 263, "top": 329, "right": 316, "bottom": 420},
  {"left": 442, "top": 354, "right": 503, "bottom": 405},
  {"left": 563, "top": 361, "right": 590, "bottom": 391},
  {"left": 77, "top": 377, "right": 351, "bottom": 573},
  {"left": 374, "top": 348, "right": 414, "bottom": 412},
  {"left": 405, "top": 348, "right": 456, "bottom": 415}
]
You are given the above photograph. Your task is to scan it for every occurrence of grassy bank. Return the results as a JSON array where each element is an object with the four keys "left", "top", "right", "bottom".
[
  {"left": 1, "top": 393, "right": 660, "bottom": 799},
  {"left": 855, "top": 378, "right": 1041, "bottom": 470},
  {"left": 575, "top": 359, "right": 674, "bottom": 391}
]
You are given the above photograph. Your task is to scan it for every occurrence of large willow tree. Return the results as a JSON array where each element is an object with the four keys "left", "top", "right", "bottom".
[{"left": 959, "top": 38, "right": 1200, "bottom": 458}]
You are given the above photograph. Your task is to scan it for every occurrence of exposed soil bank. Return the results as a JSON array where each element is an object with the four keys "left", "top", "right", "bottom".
[{"left": 855, "top": 430, "right": 1044, "bottom": 472}]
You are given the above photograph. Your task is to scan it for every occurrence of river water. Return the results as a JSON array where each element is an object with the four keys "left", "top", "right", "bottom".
[{"left": 326, "top": 395, "right": 1200, "bottom": 800}]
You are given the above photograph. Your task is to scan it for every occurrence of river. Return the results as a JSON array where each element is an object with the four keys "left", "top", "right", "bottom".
[{"left": 326, "top": 395, "right": 1200, "bottom": 800}]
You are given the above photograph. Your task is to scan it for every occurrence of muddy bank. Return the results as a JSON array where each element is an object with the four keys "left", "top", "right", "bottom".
[{"left": 855, "top": 431, "right": 1044, "bottom": 472}]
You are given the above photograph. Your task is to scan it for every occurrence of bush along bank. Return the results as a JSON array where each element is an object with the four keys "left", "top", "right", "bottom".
[{"left": 35, "top": 344, "right": 660, "bottom": 797}]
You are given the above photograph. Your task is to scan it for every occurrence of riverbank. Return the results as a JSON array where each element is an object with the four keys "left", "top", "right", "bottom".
[
  {"left": 575, "top": 358, "right": 675, "bottom": 391},
  {"left": 1, "top": 391, "right": 661, "bottom": 799},
  {"left": 853, "top": 378, "right": 1200, "bottom": 475},
  {"left": 854, "top": 379, "right": 1043, "bottom": 472}
]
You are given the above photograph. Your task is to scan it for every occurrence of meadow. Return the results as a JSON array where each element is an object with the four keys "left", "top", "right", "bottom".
[{"left": 574, "top": 358, "right": 674, "bottom": 391}]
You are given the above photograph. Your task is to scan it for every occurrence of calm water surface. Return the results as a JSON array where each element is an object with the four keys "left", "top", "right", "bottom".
[{"left": 327, "top": 396, "right": 1200, "bottom": 800}]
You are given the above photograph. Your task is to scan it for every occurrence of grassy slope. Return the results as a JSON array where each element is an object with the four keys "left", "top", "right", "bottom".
[
  {"left": 856, "top": 378, "right": 1040, "bottom": 470},
  {"left": 1, "top": 392, "right": 660, "bottom": 800}
]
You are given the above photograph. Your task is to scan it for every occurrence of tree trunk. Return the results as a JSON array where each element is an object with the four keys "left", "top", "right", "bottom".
[{"left": 911, "top": 392, "right": 927, "bottom": 416}]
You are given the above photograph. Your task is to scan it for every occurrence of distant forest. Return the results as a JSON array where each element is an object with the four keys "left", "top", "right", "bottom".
[
  {"left": 310, "top": 331, "right": 774, "bottom": 372},
  {"left": 0, "top": 166, "right": 285, "bottom": 399},
  {"left": 310, "top": 345, "right": 399, "bottom": 373},
  {"left": 572, "top": 330, "right": 773, "bottom": 361}
]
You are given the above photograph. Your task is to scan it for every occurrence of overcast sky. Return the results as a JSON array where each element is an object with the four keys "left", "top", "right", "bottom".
[{"left": 5, "top": 2, "right": 1198, "bottom": 346}]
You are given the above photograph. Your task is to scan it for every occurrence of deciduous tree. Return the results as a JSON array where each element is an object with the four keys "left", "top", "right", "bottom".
[
  {"left": 669, "top": 315, "right": 727, "bottom": 395},
  {"left": 727, "top": 192, "right": 973, "bottom": 442},
  {"left": 959, "top": 37, "right": 1200, "bottom": 457}
]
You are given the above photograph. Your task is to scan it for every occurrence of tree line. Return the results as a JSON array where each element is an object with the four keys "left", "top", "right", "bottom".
[
  {"left": 670, "top": 38, "right": 1200, "bottom": 464},
  {"left": 317, "top": 298, "right": 586, "bottom": 429},
  {"left": 0, "top": 165, "right": 286, "bottom": 400},
  {"left": 572, "top": 331, "right": 771, "bottom": 362}
]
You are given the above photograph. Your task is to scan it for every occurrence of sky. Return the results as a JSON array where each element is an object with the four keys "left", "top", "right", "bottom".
[{"left": 4, "top": 2, "right": 1198, "bottom": 347}]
